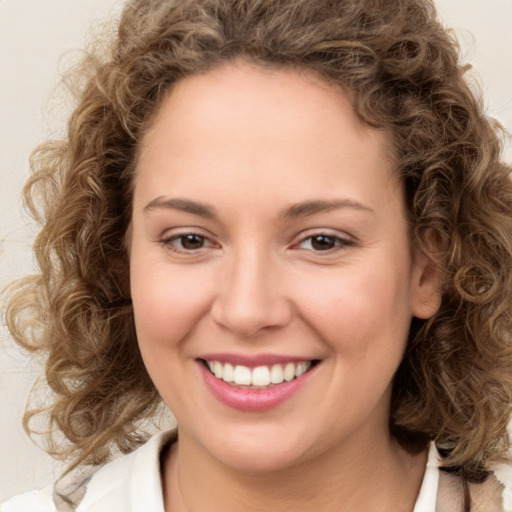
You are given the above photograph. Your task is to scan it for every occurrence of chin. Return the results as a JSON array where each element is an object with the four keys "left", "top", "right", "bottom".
[
  {"left": 186, "top": 422, "right": 315, "bottom": 474},
  {"left": 214, "top": 443, "right": 310, "bottom": 474}
]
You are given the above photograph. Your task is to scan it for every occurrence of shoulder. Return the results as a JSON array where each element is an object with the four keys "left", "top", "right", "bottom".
[
  {"left": 436, "top": 460, "right": 512, "bottom": 512},
  {"left": 75, "top": 429, "right": 174, "bottom": 511},
  {"left": 492, "top": 461, "right": 512, "bottom": 512},
  {"left": 416, "top": 443, "right": 512, "bottom": 512},
  {"left": 1, "top": 430, "right": 176, "bottom": 512},
  {"left": 1, "top": 487, "right": 55, "bottom": 512}
]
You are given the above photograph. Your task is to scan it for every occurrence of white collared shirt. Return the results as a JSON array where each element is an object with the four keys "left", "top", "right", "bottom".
[{"left": 3, "top": 431, "right": 512, "bottom": 512}]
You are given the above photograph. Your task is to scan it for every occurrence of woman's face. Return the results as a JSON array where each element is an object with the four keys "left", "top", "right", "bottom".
[{"left": 130, "top": 61, "right": 440, "bottom": 472}]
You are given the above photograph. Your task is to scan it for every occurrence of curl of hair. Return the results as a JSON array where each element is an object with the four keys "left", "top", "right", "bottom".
[{"left": 6, "top": 0, "right": 512, "bottom": 483}]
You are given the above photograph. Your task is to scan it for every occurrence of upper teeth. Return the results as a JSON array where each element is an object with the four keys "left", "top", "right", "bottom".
[{"left": 206, "top": 361, "right": 311, "bottom": 387}]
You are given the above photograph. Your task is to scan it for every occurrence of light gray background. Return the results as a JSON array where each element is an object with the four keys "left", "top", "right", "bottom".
[{"left": 1, "top": 0, "right": 511, "bottom": 501}]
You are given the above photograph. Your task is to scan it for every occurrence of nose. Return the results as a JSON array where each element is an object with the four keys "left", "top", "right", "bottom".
[{"left": 210, "top": 248, "right": 293, "bottom": 338}]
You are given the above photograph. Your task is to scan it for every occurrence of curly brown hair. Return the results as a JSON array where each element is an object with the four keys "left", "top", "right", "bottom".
[{"left": 6, "top": 0, "right": 512, "bottom": 489}]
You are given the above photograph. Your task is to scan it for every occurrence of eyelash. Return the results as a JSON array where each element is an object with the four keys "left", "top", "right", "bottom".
[
  {"left": 159, "top": 231, "right": 354, "bottom": 254},
  {"left": 294, "top": 233, "right": 354, "bottom": 252},
  {"left": 160, "top": 232, "right": 215, "bottom": 253}
]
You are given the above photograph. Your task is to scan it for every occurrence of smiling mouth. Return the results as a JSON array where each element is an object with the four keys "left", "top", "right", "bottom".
[{"left": 201, "top": 359, "right": 319, "bottom": 389}]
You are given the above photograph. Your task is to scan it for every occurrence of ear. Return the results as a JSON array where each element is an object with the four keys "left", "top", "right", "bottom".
[{"left": 411, "top": 249, "right": 443, "bottom": 319}]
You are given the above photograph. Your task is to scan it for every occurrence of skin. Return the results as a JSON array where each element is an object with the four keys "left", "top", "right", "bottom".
[{"left": 129, "top": 60, "right": 442, "bottom": 511}]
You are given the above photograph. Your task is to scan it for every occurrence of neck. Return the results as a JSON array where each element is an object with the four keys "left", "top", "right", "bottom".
[{"left": 162, "top": 428, "right": 427, "bottom": 512}]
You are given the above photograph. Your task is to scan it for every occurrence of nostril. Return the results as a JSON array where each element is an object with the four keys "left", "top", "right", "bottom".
[{"left": 210, "top": 292, "right": 293, "bottom": 337}]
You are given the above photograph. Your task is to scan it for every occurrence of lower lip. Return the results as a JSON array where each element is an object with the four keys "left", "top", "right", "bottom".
[{"left": 198, "top": 362, "right": 316, "bottom": 412}]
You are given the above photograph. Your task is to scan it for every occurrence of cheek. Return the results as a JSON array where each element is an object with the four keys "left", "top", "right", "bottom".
[
  {"left": 130, "top": 257, "right": 214, "bottom": 351},
  {"left": 293, "top": 260, "right": 413, "bottom": 355}
]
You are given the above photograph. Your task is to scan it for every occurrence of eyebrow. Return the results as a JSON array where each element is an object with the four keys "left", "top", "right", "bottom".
[
  {"left": 280, "top": 199, "right": 374, "bottom": 219},
  {"left": 143, "top": 197, "right": 216, "bottom": 218},
  {"left": 143, "top": 197, "right": 374, "bottom": 219}
]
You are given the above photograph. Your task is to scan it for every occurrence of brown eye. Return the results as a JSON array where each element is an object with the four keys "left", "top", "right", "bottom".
[
  {"left": 179, "top": 234, "right": 206, "bottom": 250},
  {"left": 296, "top": 233, "right": 353, "bottom": 253},
  {"left": 310, "top": 235, "right": 337, "bottom": 251},
  {"left": 160, "top": 231, "right": 217, "bottom": 254}
]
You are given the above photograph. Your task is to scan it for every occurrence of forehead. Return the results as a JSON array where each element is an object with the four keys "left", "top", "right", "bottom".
[
  {"left": 134, "top": 61, "right": 399, "bottom": 214},
  {"left": 142, "top": 61, "right": 394, "bottom": 156}
]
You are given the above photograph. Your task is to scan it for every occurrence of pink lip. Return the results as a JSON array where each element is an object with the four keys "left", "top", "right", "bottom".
[
  {"left": 197, "top": 359, "right": 318, "bottom": 412},
  {"left": 199, "top": 352, "right": 312, "bottom": 368}
]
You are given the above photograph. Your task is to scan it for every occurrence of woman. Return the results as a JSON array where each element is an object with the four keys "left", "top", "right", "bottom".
[{"left": 3, "top": 0, "right": 512, "bottom": 510}]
